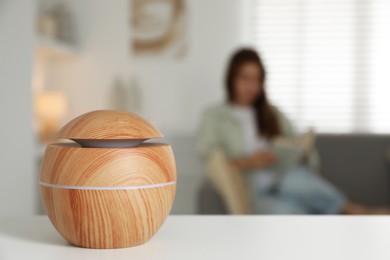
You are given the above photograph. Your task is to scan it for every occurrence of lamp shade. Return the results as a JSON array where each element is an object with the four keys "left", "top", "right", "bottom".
[{"left": 35, "top": 90, "right": 67, "bottom": 121}]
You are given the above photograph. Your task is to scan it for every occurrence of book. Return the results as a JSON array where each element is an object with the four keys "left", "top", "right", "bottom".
[{"left": 269, "top": 129, "right": 315, "bottom": 175}]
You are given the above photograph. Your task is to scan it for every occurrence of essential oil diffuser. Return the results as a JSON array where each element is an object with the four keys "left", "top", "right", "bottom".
[{"left": 39, "top": 110, "right": 176, "bottom": 249}]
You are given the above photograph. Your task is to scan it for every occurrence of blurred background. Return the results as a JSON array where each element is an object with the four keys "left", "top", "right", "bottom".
[{"left": 0, "top": 0, "right": 389, "bottom": 216}]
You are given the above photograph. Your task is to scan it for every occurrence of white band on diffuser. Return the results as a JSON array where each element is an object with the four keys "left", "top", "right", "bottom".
[{"left": 39, "top": 180, "right": 176, "bottom": 191}]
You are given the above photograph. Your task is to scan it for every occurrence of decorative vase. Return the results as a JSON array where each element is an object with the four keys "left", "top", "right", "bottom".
[{"left": 39, "top": 110, "right": 176, "bottom": 249}]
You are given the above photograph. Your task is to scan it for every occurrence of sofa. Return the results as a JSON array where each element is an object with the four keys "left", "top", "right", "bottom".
[{"left": 198, "top": 134, "right": 390, "bottom": 214}]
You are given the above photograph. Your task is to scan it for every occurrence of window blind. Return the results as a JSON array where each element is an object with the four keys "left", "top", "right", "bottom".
[{"left": 250, "top": 0, "right": 390, "bottom": 133}]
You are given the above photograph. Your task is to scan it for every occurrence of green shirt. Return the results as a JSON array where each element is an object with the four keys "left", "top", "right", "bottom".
[{"left": 196, "top": 102, "right": 320, "bottom": 172}]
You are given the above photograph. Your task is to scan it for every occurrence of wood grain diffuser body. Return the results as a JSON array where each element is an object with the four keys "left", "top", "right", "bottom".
[{"left": 39, "top": 110, "right": 176, "bottom": 249}]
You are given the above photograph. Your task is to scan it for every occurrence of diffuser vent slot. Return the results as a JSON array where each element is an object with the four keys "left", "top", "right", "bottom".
[{"left": 72, "top": 139, "right": 147, "bottom": 148}]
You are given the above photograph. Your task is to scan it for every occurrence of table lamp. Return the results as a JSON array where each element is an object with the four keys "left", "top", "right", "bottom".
[{"left": 35, "top": 90, "right": 67, "bottom": 142}]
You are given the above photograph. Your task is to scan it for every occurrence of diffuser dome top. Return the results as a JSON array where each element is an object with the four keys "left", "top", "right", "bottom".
[{"left": 56, "top": 110, "right": 163, "bottom": 140}]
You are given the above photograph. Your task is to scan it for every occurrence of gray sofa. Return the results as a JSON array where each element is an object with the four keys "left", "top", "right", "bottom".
[{"left": 198, "top": 134, "right": 390, "bottom": 214}]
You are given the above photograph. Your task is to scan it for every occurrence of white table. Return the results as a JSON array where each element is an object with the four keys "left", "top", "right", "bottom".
[{"left": 1, "top": 215, "right": 390, "bottom": 260}]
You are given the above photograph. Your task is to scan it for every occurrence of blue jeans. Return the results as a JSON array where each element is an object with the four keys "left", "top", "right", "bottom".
[{"left": 252, "top": 167, "right": 346, "bottom": 214}]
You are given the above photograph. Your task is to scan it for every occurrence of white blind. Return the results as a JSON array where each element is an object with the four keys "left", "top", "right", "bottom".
[{"left": 250, "top": 0, "right": 390, "bottom": 133}]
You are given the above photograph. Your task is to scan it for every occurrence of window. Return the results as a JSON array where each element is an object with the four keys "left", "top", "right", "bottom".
[{"left": 249, "top": 0, "right": 390, "bottom": 133}]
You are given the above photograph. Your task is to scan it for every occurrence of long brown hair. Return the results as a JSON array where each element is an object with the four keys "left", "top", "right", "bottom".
[{"left": 225, "top": 48, "right": 281, "bottom": 139}]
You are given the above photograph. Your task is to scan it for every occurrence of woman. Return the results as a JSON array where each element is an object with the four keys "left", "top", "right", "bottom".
[{"left": 197, "top": 48, "right": 378, "bottom": 214}]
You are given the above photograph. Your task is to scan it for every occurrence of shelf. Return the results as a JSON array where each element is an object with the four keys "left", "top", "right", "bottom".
[{"left": 35, "top": 35, "right": 77, "bottom": 60}]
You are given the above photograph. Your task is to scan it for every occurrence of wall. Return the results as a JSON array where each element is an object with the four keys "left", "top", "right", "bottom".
[
  {"left": 132, "top": 0, "right": 244, "bottom": 136},
  {"left": 46, "top": 0, "right": 244, "bottom": 137},
  {"left": 0, "top": 0, "right": 36, "bottom": 216},
  {"left": 41, "top": 0, "right": 132, "bottom": 123}
]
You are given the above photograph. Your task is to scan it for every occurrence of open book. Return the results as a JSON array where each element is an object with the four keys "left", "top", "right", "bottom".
[{"left": 268, "top": 129, "right": 315, "bottom": 175}]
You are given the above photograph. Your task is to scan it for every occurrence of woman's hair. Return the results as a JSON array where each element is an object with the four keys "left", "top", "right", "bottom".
[{"left": 225, "top": 48, "right": 281, "bottom": 139}]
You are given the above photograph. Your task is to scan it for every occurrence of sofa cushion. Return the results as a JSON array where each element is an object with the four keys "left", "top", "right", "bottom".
[
  {"left": 206, "top": 149, "right": 251, "bottom": 214},
  {"left": 317, "top": 134, "right": 390, "bottom": 206}
]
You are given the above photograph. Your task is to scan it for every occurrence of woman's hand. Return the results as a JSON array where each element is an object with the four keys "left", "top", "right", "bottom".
[
  {"left": 231, "top": 150, "right": 277, "bottom": 172},
  {"left": 249, "top": 150, "right": 277, "bottom": 169}
]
